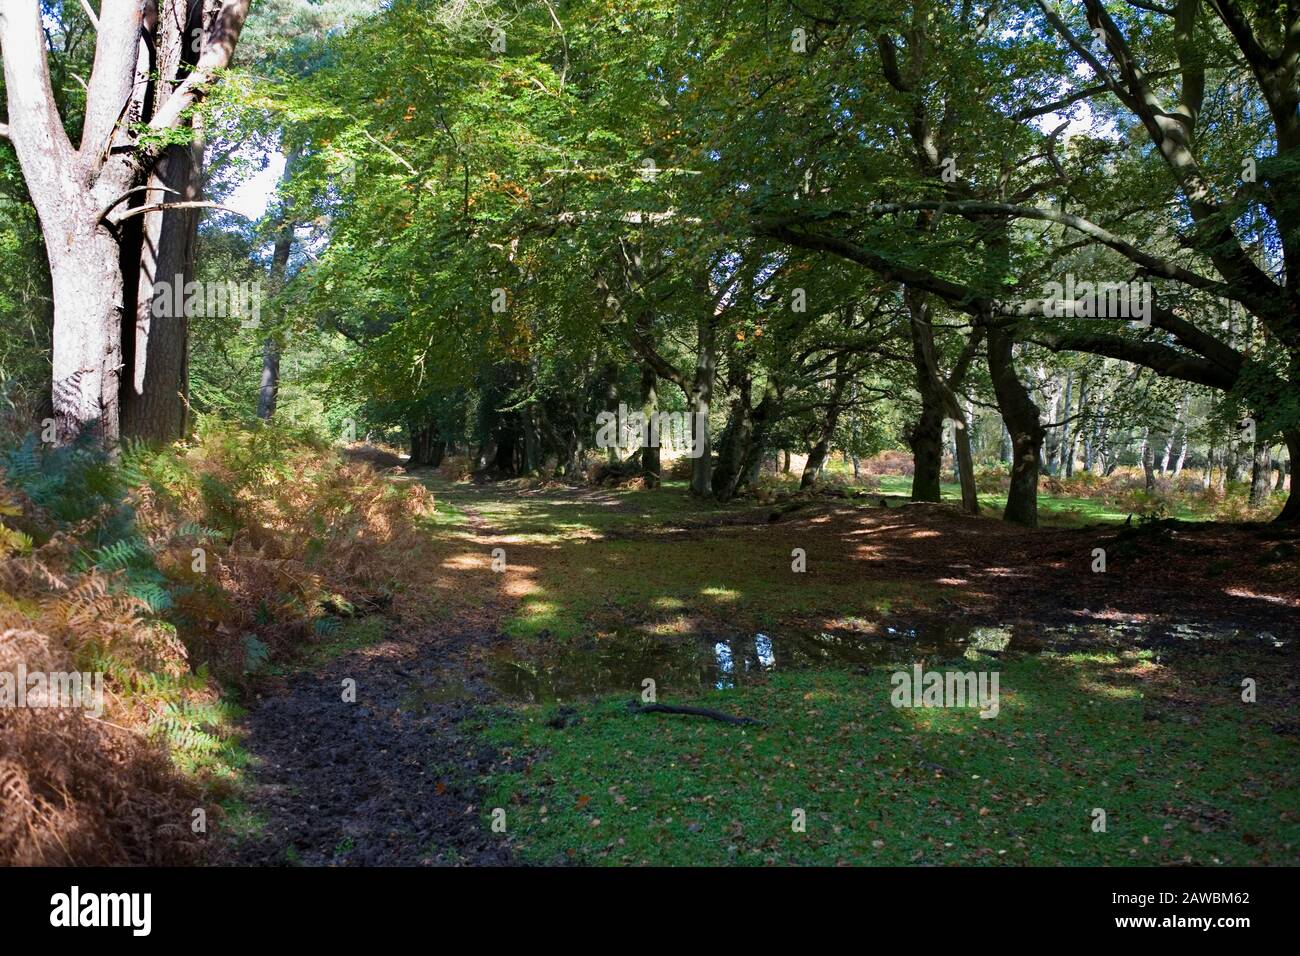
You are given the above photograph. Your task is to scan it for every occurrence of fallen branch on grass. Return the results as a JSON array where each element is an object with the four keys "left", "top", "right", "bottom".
[{"left": 626, "top": 700, "right": 763, "bottom": 726}]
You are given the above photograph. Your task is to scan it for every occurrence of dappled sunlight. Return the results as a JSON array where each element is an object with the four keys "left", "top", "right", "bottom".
[
  {"left": 1223, "top": 588, "right": 1297, "bottom": 607},
  {"left": 981, "top": 566, "right": 1028, "bottom": 577},
  {"left": 851, "top": 543, "right": 889, "bottom": 558},
  {"left": 501, "top": 570, "right": 542, "bottom": 599},
  {"left": 515, "top": 599, "right": 558, "bottom": 619},
  {"left": 641, "top": 615, "right": 700, "bottom": 636},
  {"left": 441, "top": 552, "right": 490, "bottom": 571},
  {"left": 699, "top": 586, "right": 741, "bottom": 603},
  {"left": 429, "top": 478, "right": 1300, "bottom": 641}
]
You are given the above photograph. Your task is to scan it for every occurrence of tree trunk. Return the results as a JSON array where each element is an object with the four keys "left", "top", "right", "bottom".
[
  {"left": 640, "top": 365, "right": 660, "bottom": 487},
  {"left": 257, "top": 336, "right": 281, "bottom": 420},
  {"left": 0, "top": 0, "right": 253, "bottom": 446},
  {"left": 743, "top": 391, "right": 776, "bottom": 488},
  {"left": 1142, "top": 430, "right": 1156, "bottom": 491},
  {"left": 714, "top": 376, "right": 754, "bottom": 501},
  {"left": 1250, "top": 439, "right": 1273, "bottom": 507},
  {"left": 121, "top": 1, "right": 204, "bottom": 442},
  {"left": 952, "top": 413, "right": 979, "bottom": 514},
  {"left": 908, "top": 395, "right": 944, "bottom": 502},
  {"left": 1227, "top": 442, "right": 1245, "bottom": 484},
  {"left": 801, "top": 439, "right": 830, "bottom": 489},
  {"left": 800, "top": 354, "right": 849, "bottom": 490},
  {"left": 603, "top": 361, "right": 622, "bottom": 463},
  {"left": 408, "top": 423, "right": 444, "bottom": 467},
  {"left": 122, "top": 141, "right": 200, "bottom": 441},
  {"left": 985, "top": 319, "right": 1044, "bottom": 526},
  {"left": 48, "top": 230, "right": 126, "bottom": 444},
  {"left": 1161, "top": 396, "right": 1186, "bottom": 473},
  {"left": 1279, "top": 430, "right": 1300, "bottom": 523},
  {"left": 1042, "top": 378, "right": 1060, "bottom": 477},
  {"left": 1057, "top": 373, "right": 1073, "bottom": 476},
  {"left": 1070, "top": 373, "right": 1088, "bottom": 477},
  {"left": 257, "top": 151, "right": 299, "bottom": 421},
  {"left": 688, "top": 313, "right": 717, "bottom": 498}
]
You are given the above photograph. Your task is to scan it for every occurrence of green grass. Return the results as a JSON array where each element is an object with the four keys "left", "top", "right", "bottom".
[
  {"left": 218, "top": 798, "right": 270, "bottom": 842},
  {"left": 416, "top": 476, "right": 1298, "bottom": 866},
  {"left": 268, "top": 615, "right": 389, "bottom": 674},
  {"left": 874, "top": 476, "right": 1202, "bottom": 526},
  {"left": 428, "top": 477, "right": 761, "bottom": 540},
  {"left": 502, "top": 532, "right": 940, "bottom": 642},
  {"left": 416, "top": 477, "right": 941, "bottom": 642},
  {"left": 480, "top": 651, "right": 1300, "bottom": 866}
]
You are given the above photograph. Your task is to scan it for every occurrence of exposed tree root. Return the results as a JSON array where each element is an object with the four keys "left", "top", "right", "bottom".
[{"left": 626, "top": 700, "right": 763, "bottom": 726}]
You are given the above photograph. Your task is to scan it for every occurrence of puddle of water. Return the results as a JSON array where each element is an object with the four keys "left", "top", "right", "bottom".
[
  {"left": 486, "top": 620, "right": 1288, "bottom": 703},
  {"left": 487, "top": 622, "right": 1016, "bottom": 703}
]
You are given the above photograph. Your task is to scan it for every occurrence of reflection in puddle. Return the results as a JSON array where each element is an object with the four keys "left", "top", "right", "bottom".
[{"left": 485, "top": 619, "right": 1287, "bottom": 704}]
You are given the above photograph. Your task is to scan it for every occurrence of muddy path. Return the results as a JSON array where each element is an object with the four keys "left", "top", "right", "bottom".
[{"left": 220, "top": 490, "right": 521, "bottom": 866}]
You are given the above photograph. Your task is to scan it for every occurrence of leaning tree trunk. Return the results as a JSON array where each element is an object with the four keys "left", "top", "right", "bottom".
[
  {"left": 985, "top": 318, "right": 1044, "bottom": 526},
  {"left": 951, "top": 413, "right": 979, "bottom": 514},
  {"left": 800, "top": 438, "right": 831, "bottom": 489},
  {"left": 801, "top": 356, "right": 850, "bottom": 490}
]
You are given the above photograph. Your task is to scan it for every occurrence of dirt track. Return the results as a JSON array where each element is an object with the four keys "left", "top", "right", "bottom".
[{"left": 220, "top": 494, "right": 520, "bottom": 866}]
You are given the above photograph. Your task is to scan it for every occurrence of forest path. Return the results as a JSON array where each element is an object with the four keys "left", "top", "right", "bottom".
[{"left": 220, "top": 478, "right": 526, "bottom": 866}]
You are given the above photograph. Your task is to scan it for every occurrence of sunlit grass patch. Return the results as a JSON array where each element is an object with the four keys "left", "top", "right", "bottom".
[
  {"left": 480, "top": 651, "right": 1300, "bottom": 866},
  {"left": 504, "top": 597, "right": 570, "bottom": 640},
  {"left": 873, "top": 476, "right": 1204, "bottom": 526}
]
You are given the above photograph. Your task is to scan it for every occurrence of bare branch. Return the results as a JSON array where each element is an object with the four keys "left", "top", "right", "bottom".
[{"left": 111, "top": 200, "right": 248, "bottom": 223}]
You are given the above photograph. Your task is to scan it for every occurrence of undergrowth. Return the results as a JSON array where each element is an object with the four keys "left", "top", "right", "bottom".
[{"left": 0, "top": 416, "right": 433, "bottom": 864}]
